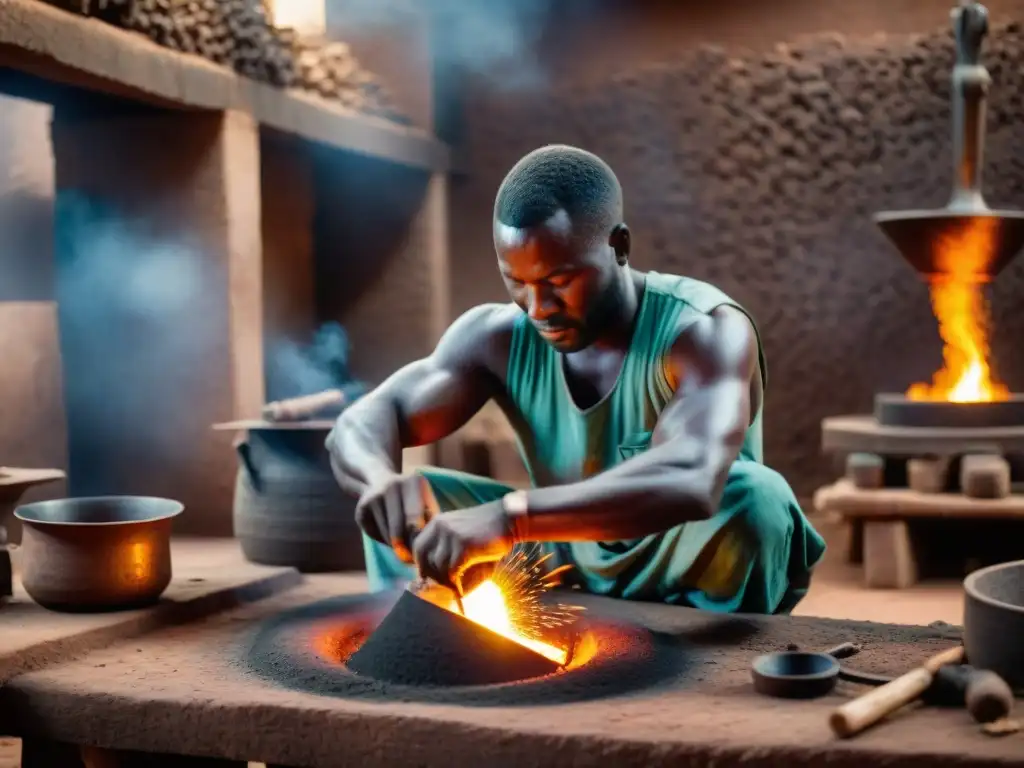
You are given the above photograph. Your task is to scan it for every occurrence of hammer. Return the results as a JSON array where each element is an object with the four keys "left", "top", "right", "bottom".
[
  {"left": 830, "top": 645, "right": 965, "bottom": 738},
  {"left": 925, "top": 665, "right": 1015, "bottom": 724}
]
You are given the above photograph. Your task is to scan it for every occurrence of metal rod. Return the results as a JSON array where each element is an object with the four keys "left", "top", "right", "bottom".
[{"left": 949, "top": 1, "right": 992, "bottom": 210}]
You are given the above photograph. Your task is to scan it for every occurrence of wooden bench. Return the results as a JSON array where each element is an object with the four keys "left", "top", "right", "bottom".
[{"left": 814, "top": 479, "right": 1024, "bottom": 588}]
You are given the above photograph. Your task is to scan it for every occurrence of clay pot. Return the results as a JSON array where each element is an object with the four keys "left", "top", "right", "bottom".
[
  {"left": 15, "top": 496, "right": 182, "bottom": 612},
  {"left": 963, "top": 560, "right": 1024, "bottom": 692},
  {"left": 229, "top": 423, "right": 364, "bottom": 572}
]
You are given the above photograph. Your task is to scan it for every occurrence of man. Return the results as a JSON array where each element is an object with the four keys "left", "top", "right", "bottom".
[{"left": 327, "top": 144, "right": 826, "bottom": 614}]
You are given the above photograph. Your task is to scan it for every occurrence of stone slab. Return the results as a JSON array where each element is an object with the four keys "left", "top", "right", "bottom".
[
  {"left": 821, "top": 415, "right": 1024, "bottom": 457},
  {"left": 0, "top": 537, "right": 301, "bottom": 683},
  {"left": 1, "top": 577, "right": 1019, "bottom": 767},
  {"left": 0, "top": 0, "right": 450, "bottom": 172},
  {"left": 815, "top": 480, "right": 1024, "bottom": 520}
]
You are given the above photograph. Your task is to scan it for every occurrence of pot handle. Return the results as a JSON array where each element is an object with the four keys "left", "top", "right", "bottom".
[{"left": 234, "top": 436, "right": 262, "bottom": 492}]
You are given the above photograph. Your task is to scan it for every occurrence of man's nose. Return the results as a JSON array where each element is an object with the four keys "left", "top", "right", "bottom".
[{"left": 526, "top": 284, "right": 559, "bottom": 321}]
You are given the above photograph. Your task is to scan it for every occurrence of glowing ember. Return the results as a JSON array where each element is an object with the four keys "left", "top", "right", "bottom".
[
  {"left": 453, "top": 579, "right": 568, "bottom": 664},
  {"left": 446, "top": 546, "right": 584, "bottom": 666},
  {"left": 907, "top": 219, "right": 1009, "bottom": 403}
]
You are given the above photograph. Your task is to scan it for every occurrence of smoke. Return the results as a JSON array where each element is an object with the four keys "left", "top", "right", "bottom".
[
  {"left": 265, "top": 322, "right": 368, "bottom": 401},
  {"left": 326, "top": 0, "right": 557, "bottom": 90},
  {"left": 54, "top": 193, "right": 216, "bottom": 477}
]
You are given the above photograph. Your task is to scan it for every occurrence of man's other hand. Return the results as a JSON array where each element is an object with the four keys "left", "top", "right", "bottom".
[
  {"left": 355, "top": 473, "right": 440, "bottom": 564},
  {"left": 413, "top": 502, "right": 517, "bottom": 594}
]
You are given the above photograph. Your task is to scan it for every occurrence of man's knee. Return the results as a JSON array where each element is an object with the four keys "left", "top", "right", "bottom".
[{"left": 721, "top": 461, "right": 798, "bottom": 547}]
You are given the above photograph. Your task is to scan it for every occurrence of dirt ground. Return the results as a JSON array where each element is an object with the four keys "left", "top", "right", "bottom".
[{"left": 0, "top": 520, "right": 964, "bottom": 768}]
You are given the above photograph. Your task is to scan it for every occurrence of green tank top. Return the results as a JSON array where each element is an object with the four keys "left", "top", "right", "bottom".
[{"left": 505, "top": 271, "right": 767, "bottom": 488}]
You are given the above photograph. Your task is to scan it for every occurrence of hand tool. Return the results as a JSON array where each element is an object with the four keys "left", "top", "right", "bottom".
[{"left": 829, "top": 645, "right": 965, "bottom": 738}]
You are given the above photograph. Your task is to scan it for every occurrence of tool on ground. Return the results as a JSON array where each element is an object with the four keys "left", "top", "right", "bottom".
[
  {"left": 262, "top": 389, "right": 347, "bottom": 422},
  {"left": 829, "top": 645, "right": 966, "bottom": 738},
  {"left": 923, "top": 665, "right": 1015, "bottom": 724}
]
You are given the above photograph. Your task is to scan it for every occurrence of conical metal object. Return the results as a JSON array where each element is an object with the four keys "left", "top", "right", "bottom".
[{"left": 874, "top": 1, "right": 1024, "bottom": 283}]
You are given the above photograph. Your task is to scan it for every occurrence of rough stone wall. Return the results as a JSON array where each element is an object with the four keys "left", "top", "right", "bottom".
[{"left": 449, "top": 21, "right": 1024, "bottom": 499}]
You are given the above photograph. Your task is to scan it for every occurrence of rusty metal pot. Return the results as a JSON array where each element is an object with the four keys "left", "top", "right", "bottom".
[{"left": 14, "top": 496, "right": 183, "bottom": 612}]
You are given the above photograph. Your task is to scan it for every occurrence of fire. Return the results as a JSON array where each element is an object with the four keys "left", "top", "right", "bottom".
[
  {"left": 451, "top": 579, "right": 569, "bottom": 665},
  {"left": 906, "top": 219, "right": 1009, "bottom": 403}
]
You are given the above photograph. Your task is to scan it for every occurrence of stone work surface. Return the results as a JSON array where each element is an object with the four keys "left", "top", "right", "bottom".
[{"left": 451, "top": 22, "right": 1024, "bottom": 498}]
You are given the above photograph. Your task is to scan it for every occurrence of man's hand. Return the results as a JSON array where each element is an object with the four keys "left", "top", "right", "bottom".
[
  {"left": 412, "top": 502, "right": 517, "bottom": 594},
  {"left": 355, "top": 474, "right": 440, "bottom": 564}
]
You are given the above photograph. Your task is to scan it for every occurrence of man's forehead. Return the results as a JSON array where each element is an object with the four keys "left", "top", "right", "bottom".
[{"left": 494, "top": 209, "right": 573, "bottom": 248}]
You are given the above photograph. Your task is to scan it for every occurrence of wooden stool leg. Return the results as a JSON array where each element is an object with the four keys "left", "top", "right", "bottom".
[
  {"left": 846, "top": 519, "right": 864, "bottom": 565},
  {"left": 863, "top": 521, "right": 918, "bottom": 589}
]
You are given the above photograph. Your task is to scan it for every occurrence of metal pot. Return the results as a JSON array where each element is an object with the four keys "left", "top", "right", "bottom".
[
  {"left": 963, "top": 559, "right": 1024, "bottom": 692},
  {"left": 14, "top": 496, "right": 183, "bottom": 612}
]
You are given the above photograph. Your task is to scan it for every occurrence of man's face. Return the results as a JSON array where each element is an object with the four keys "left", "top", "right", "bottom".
[{"left": 494, "top": 211, "right": 617, "bottom": 353}]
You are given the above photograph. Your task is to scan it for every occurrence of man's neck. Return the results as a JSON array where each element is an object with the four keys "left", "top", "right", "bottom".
[{"left": 589, "top": 268, "right": 644, "bottom": 351}]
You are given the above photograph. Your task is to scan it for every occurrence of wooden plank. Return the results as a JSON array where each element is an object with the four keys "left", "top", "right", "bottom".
[
  {"left": 0, "top": 538, "right": 301, "bottom": 684},
  {"left": 0, "top": 0, "right": 450, "bottom": 172},
  {"left": 815, "top": 479, "right": 1024, "bottom": 520}
]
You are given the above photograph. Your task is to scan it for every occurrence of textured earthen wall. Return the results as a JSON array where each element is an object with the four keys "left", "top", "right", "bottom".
[
  {"left": 261, "top": 130, "right": 317, "bottom": 400},
  {"left": 0, "top": 94, "right": 69, "bottom": 522},
  {"left": 313, "top": 150, "right": 444, "bottom": 384},
  {"left": 449, "top": 4, "right": 1024, "bottom": 499},
  {"left": 51, "top": 108, "right": 264, "bottom": 536}
]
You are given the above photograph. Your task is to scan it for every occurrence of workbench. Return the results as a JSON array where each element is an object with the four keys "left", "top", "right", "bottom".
[{"left": 1, "top": 549, "right": 1019, "bottom": 768}]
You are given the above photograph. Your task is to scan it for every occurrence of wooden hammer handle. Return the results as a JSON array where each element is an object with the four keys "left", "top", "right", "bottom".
[
  {"left": 262, "top": 389, "right": 346, "bottom": 422},
  {"left": 829, "top": 645, "right": 965, "bottom": 738}
]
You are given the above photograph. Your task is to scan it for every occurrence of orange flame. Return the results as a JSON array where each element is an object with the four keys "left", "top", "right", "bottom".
[
  {"left": 906, "top": 219, "right": 1009, "bottom": 403},
  {"left": 449, "top": 579, "right": 568, "bottom": 664}
]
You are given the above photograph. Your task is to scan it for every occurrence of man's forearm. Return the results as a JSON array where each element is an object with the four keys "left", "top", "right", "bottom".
[
  {"left": 514, "top": 442, "right": 731, "bottom": 543},
  {"left": 329, "top": 394, "right": 405, "bottom": 493}
]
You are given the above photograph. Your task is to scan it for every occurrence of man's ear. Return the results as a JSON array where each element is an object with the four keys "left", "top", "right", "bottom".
[{"left": 609, "top": 223, "right": 631, "bottom": 266}]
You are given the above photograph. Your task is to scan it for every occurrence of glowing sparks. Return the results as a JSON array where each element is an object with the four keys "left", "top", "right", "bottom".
[
  {"left": 907, "top": 219, "right": 1009, "bottom": 403},
  {"left": 448, "top": 545, "right": 584, "bottom": 666}
]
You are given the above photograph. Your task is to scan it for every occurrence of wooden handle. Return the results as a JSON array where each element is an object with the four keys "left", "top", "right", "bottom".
[
  {"left": 262, "top": 389, "right": 346, "bottom": 422},
  {"left": 830, "top": 645, "right": 965, "bottom": 738}
]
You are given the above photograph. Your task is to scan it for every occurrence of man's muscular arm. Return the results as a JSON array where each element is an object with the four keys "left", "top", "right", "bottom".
[
  {"left": 327, "top": 306, "right": 510, "bottom": 564},
  {"left": 516, "top": 305, "right": 760, "bottom": 542},
  {"left": 327, "top": 304, "right": 507, "bottom": 496}
]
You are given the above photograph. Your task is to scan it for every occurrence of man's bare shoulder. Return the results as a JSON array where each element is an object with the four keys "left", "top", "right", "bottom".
[
  {"left": 667, "top": 305, "right": 758, "bottom": 383},
  {"left": 437, "top": 303, "right": 521, "bottom": 376}
]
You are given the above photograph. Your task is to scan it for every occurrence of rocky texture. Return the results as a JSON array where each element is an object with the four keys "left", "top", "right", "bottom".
[
  {"left": 451, "top": 21, "right": 1024, "bottom": 500},
  {"left": 0, "top": 0, "right": 447, "bottom": 170},
  {"left": 5, "top": 580, "right": 1020, "bottom": 768},
  {"left": 38, "top": 0, "right": 409, "bottom": 123}
]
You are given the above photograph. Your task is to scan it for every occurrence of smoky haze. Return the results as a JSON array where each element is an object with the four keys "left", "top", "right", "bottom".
[{"left": 326, "top": 0, "right": 557, "bottom": 90}]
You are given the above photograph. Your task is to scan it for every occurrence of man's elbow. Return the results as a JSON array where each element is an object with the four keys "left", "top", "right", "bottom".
[{"left": 653, "top": 471, "right": 719, "bottom": 522}]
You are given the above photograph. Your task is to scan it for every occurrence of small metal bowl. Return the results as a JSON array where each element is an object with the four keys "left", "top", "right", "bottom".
[
  {"left": 751, "top": 651, "right": 841, "bottom": 699},
  {"left": 15, "top": 496, "right": 183, "bottom": 612}
]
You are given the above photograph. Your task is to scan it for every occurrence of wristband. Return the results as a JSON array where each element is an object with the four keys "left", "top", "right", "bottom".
[{"left": 501, "top": 489, "right": 530, "bottom": 541}]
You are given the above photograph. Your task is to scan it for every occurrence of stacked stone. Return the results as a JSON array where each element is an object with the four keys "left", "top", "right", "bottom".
[{"left": 37, "top": 0, "right": 409, "bottom": 123}]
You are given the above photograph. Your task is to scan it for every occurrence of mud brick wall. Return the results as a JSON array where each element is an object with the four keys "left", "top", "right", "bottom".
[{"left": 448, "top": 19, "right": 1024, "bottom": 499}]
